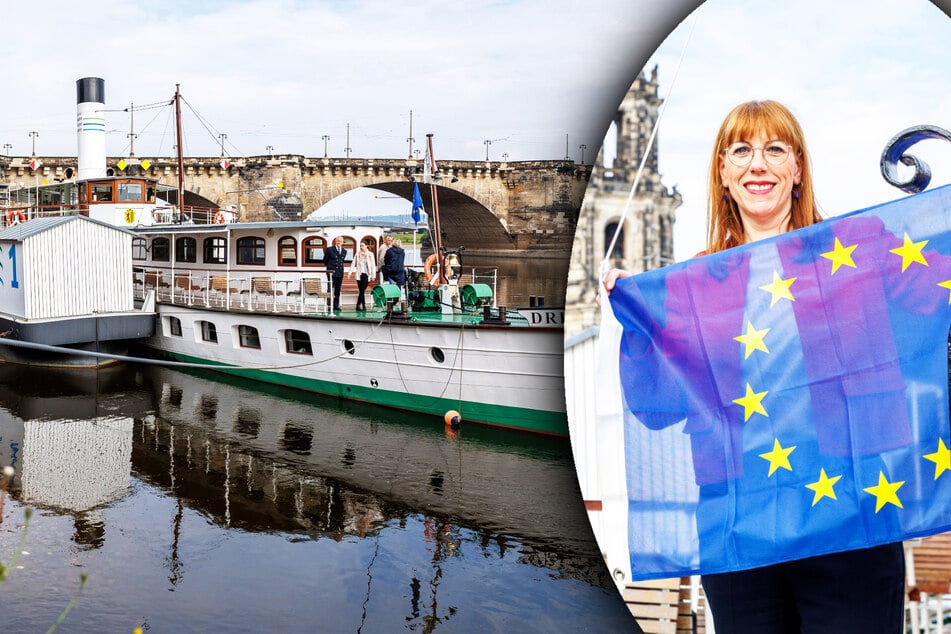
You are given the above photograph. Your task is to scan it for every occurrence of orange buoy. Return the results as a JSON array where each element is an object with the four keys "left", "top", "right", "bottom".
[
  {"left": 6, "top": 210, "right": 26, "bottom": 226},
  {"left": 424, "top": 253, "right": 448, "bottom": 285},
  {"left": 444, "top": 410, "right": 461, "bottom": 429}
]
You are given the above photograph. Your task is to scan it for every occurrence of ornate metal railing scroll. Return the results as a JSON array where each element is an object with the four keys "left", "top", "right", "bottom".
[{"left": 880, "top": 125, "right": 951, "bottom": 194}]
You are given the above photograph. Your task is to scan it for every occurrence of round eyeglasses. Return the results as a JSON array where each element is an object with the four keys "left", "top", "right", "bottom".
[{"left": 724, "top": 140, "right": 793, "bottom": 167}]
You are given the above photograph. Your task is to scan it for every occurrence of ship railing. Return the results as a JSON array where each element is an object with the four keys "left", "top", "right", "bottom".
[
  {"left": 1, "top": 204, "right": 83, "bottom": 226},
  {"left": 133, "top": 268, "right": 333, "bottom": 315},
  {"left": 458, "top": 267, "right": 500, "bottom": 308},
  {"left": 150, "top": 205, "right": 225, "bottom": 225}
]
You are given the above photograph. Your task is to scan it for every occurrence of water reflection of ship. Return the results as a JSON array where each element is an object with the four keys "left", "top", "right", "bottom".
[
  {"left": 0, "top": 362, "right": 609, "bottom": 589},
  {"left": 0, "top": 363, "right": 150, "bottom": 550},
  {"left": 134, "top": 366, "right": 608, "bottom": 585}
]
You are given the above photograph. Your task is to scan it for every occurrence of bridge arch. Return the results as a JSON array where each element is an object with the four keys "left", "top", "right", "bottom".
[{"left": 361, "top": 182, "right": 516, "bottom": 252}]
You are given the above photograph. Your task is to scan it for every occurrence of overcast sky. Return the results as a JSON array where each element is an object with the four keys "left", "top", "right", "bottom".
[
  {"left": 4, "top": 1, "right": 949, "bottom": 229},
  {"left": 637, "top": 0, "right": 951, "bottom": 261},
  {"left": 1, "top": 0, "right": 697, "bottom": 164}
]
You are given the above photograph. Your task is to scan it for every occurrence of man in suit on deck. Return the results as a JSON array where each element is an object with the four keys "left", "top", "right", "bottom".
[{"left": 323, "top": 236, "right": 347, "bottom": 311}]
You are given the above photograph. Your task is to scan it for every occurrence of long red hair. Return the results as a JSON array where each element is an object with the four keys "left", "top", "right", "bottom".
[{"left": 706, "top": 100, "right": 823, "bottom": 253}]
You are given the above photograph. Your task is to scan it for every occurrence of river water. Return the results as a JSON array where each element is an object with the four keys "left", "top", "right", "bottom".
[{"left": 0, "top": 360, "right": 635, "bottom": 631}]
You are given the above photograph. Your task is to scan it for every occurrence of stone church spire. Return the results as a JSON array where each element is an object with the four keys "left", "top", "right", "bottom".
[{"left": 566, "top": 66, "right": 682, "bottom": 336}]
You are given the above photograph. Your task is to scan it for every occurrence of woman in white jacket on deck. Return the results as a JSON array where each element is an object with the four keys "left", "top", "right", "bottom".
[{"left": 348, "top": 242, "right": 377, "bottom": 311}]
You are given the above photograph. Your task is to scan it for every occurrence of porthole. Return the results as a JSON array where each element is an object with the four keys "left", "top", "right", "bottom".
[
  {"left": 430, "top": 347, "right": 445, "bottom": 363},
  {"left": 343, "top": 339, "right": 355, "bottom": 355}
]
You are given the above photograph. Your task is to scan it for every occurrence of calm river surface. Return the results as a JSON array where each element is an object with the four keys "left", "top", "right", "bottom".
[{"left": 0, "top": 361, "right": 635, "bottom": 632}]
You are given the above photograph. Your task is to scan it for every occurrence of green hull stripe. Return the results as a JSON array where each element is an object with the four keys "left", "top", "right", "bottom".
[{"left": 149, "top": 348, "right": 568, "bottom": 436}]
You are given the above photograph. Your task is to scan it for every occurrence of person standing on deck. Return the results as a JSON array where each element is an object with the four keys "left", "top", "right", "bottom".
[
  {"left": 348, "top": 242, "right": 377, "bottom": 312},
  {"left": 377, "top": 235, "right": 394, "bottom": 283},
  {"left": 323, "top": 236, "right": 347, "bottom": 311},
  {"left": 383, "top": 238, "right": 406, "bottom": 288}
]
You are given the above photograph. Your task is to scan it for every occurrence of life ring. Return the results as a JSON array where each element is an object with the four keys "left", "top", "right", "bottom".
[
  {"left": 6, "top": 210, "right": 26, "bottom": 226},
  {"left": 213, "top": 210, "right": 226, "bottom": 224},
  {"left": 424, "top": 254, "right": 444, "bottom": 285}
]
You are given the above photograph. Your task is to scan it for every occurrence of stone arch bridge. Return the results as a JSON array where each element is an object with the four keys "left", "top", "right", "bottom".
[{"left": 1, "top": 155, "right": 591, "bottom": 254}]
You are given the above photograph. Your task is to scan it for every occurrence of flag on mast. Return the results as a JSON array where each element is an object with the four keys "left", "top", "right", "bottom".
[{"left": 412, "top": 182, "right": 423, "bottom": 226}]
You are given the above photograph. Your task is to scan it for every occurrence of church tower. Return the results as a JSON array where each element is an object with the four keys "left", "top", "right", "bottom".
[{"left": 566, "top": 66, "right": 682, "bottom": 336}]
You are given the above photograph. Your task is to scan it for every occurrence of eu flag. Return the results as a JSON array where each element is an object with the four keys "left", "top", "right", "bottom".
[
  {"left": 604, "top": 183, "right": 951, "bottom": 581},
  {"left": 412, "top": 182, "right": 423, "bottom": 226}
]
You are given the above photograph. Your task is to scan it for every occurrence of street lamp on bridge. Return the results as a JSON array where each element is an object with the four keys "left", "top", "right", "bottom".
[
  {"left": 484, "top": 139, "right": 492, "bottom": 161},
  {"left": 579, "top": 144, "right": 587, "bottom": 164},
  {"left": 321, "top": 135, "right": 330, "bottom": 158}
]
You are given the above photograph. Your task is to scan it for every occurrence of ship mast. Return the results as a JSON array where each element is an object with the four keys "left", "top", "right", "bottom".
[
  {"left": 425, "top": 134, "right": 447, "bottom": 285},
  {"left": 174, "top": 84, "right": 185, "bottom": 220}
]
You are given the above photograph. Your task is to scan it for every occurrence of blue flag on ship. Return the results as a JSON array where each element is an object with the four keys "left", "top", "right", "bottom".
[
  {"left": 608, "top": 184, "right": 951, "bottom": 580},
  {"left": 412, "top": 182, "right": 423, "bottom": 226}
]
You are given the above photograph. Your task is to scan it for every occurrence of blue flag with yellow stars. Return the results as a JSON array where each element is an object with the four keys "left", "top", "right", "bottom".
[
  {"left": 412, "top": 182, "right": 424, "bottom": 226},
  {"left": 608, "top": 183, "right": 951, "bottom": 581}
]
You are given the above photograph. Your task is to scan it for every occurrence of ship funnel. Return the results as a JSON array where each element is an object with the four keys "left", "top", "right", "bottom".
[{"left": 76, "top": 77, "right": 106, "bottom": 180}]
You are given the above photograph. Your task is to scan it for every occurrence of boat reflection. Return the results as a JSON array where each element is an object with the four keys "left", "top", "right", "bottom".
[{"left": 0, "top": 362, "right": 609, "bottom": 588}]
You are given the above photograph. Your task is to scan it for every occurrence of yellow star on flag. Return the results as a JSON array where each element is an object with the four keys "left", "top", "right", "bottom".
[
  {"left": 759, "top": 271, "right": 796, "bottom": 307},
  {"left": 820, "top": 237, "right": 857, "bottom": 274},
  {"left": 923, "top": 438, "right": 951, "bottom": 479},
  {"left": 938, "top": 280, "right": 951, "bottom": 305},
  {"left": 863, "top": 471, "right": 904, "bottom": 512},
  {"left": 734, "top": 321, "right": 769, "bottom": 359},
  {"left": 889, "top": 233, "right": 928, "bottom": 272},
  {"left": 805, "top": 468, "right": 842, "bottom": 506},
  {"left": 733, "top": 383, "right": 768, "bottom": 421},
  {"left": 759, "top": 439, "right": 796, "bottom": 477}
]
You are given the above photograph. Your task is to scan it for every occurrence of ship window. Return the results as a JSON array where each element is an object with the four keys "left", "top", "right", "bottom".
[
  {"left": 285, "top": 329, "right": 312, "bottom": 355},
  {"left": 175, "top": 237, "right": 197, "bottom": 263},
  {"left": 360, "top": 236, "right": 378, "bottom": 255},
  {"left": 203, "top": 237, "right": 227, "bottom": 264},
  {"left": 278, "top": 236, "right": 297, "bottom": 266},
  {"left": 151, "top": 237, "right": 170, "bottom": 262},
  {"left": 90, "top": 183, "right": 112, "bottom": 202},
  {"left": 430, "top": 347, "right": 445, "bottom": 363},
  {"left": 238, "top": 325, "right": 261, "bottom": 349},
  {"left": 117, "top": 182, "right": 143, "bottom": 202},
  {"left": 146, "top": 185, "right": 156, "bottom": 203},
  {"left": 340, "top": 236, "right": 357, "bottom": 262},
  {"left": 303, "top": 237, "right": 327, "bottom": 266},
  {"left": 237, "top": 236, "right": 265, "bottom": 265},
  {"left": 199, "top": 320, "right": 218, "bottom": 343},
  {"left": 343, "top": 339, "right": 355, "bottom": 355},
  {"left": 132, "top": 237, "right": 147, "bottom": 260},
  {"left": 168, "top": 316, "right": 182, "bottom": 336}
]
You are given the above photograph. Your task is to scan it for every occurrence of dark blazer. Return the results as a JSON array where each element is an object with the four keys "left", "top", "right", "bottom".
[
  {"left": 383, "top": 245, "right": 406, "bottom": 286},
  {"left": 323, "top": 245, "right": 347, "bottom": 277}
]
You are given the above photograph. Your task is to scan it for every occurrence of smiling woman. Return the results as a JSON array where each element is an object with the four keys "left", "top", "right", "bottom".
[{"left": 708, "top": 100, "right": 821, "bottom": 252}]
